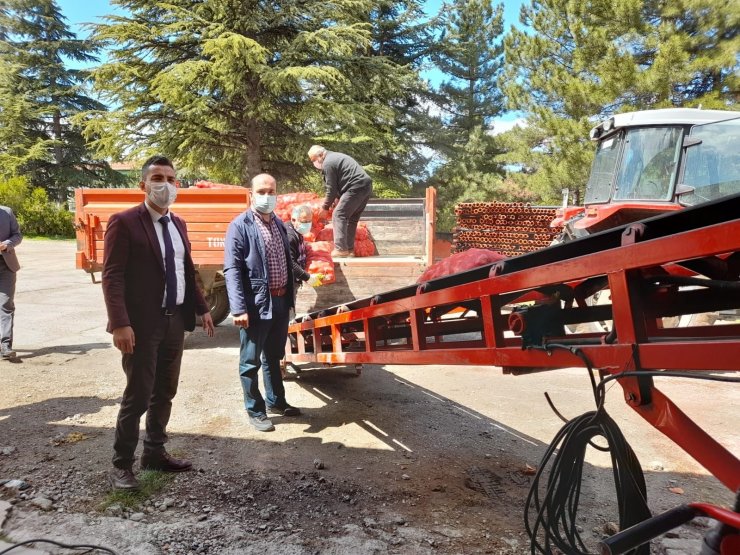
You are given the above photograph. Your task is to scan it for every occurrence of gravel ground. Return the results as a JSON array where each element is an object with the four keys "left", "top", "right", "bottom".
[{"left": 0, "top": 239, "right": 737, "bottom": 554}]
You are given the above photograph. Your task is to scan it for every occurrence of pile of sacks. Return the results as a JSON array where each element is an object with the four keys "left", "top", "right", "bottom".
[
  {"left": 275, "top": 193, "right": 377, "bottom": 285},
  {"left": 191, "top": 186, "right": 378, "bottom": 284},
  {"left": 315, "top": 223, "right": 376, "bottom": 257}
]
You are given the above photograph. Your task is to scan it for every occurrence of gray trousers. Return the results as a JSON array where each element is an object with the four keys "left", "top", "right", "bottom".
[
  {"left": 332, "top": 184, "right": 372, "bottom": 252},
  {"left": 0, "top": 260, "right": 16, "bottom": 350}
]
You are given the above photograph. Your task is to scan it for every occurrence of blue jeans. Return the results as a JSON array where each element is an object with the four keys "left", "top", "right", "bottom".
[{"left": 238, "top": 294, "right": 290, "bottom": 416}]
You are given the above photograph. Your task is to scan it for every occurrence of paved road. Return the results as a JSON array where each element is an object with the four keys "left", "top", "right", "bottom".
[{"left": 0, "top": 239, "right": 737, "bottom": 554}]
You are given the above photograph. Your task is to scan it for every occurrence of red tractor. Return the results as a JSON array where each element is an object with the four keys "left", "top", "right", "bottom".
[{"left": 553, "top": 108, "right": 740, "bottom": 240}]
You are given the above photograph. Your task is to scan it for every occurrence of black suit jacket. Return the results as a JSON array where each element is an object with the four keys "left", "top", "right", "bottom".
[{"left": 102, "top": 203, "right": 208, "bottom": 334}]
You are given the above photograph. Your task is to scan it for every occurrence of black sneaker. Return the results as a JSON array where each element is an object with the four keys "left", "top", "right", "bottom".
[
  {"left": 249, "top": 414, "right": 275, "bottom": 432},
  {"left": 267, "top": 404, "right": 301, "bottom": 417}
]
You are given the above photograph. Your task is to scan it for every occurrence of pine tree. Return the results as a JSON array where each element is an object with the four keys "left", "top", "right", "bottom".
[
  {"left": 433, "top": 0, "right": 505, "bottom": 144},
  {"left": 433, "top": 126, "right": 533, "bottom": 231},
  {"left": 428, "top": 0, "right": 507, "bottom": 230},
  {"left": 501, "top": 0, "right": 638, "bottom": 203},
  {"left": 501, "top": 0, "right": 739, "bottom": 204},
  {"left": 631, "top": 0, "right": 739, "bottom": 108},
  {"left": 367, "top": 0, "right": 439, "bottom": 194},
  {"left": 84, "top": 0, "right": 423, "bottom": 191},
  {"left": 0, "top": 0, "right": 117, "bottom": 201}
]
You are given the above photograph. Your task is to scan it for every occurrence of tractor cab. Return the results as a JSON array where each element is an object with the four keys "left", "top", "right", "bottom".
[{"left": 555, "top": 108, "right": 740, "bottom": 238}]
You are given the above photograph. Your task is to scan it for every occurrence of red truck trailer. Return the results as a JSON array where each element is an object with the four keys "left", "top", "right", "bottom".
[{"left": 74, "top": 186, "right": 437, "bottom": 325}]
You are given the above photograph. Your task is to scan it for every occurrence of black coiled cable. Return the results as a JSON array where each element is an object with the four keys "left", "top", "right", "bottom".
[
  {"left": 525, "top": 345, "right": 651, "bottom": 555},
  {"left": 524, "top": 407, "right": 651, "bottom": 554}
]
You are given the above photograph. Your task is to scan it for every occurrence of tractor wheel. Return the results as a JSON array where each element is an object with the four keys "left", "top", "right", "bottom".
[{"left": 206, "top": 285, "right": 230, "bottom": 326}]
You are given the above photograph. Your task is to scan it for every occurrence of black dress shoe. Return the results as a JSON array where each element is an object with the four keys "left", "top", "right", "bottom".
[
  {"left": 109, "top": 467, "right": 140, "bottom": 490},
  {"left": 140, "top": 452, "right": 192, "bottom": 472},
  {"left": 267, "top": 404, "right": 301, "bottom": 417}
]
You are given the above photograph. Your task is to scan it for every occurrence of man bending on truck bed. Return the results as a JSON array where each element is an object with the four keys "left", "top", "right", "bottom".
[
  {"left": 102, "top": 155, "right": 214, "bottom": 491},
  {"left": 308, "top": 145, "right": 373, "bottom": 258}
]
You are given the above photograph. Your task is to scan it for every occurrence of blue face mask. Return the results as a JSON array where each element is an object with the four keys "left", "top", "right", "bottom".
[
  {"left": 295, "top": 222, "right": 312, "bottom": 235},
  {"left": 253, "top": 193, "right": 277, "bottom": 214}
]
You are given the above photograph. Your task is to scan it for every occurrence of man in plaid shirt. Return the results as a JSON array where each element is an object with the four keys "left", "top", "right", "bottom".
[{"left": 224, "top": 174, "right": 301, "bottom": 432}]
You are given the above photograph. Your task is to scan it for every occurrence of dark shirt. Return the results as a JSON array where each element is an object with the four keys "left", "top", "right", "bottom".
[
  {"left": 321, "top": 151, "right": 372, "bottom": 210},
  {"left": 286, "top": 222, "right": 309, "bottom": 282}
]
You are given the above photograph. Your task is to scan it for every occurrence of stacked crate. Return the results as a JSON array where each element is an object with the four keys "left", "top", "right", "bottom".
[{"left": 453, "top": 202, "right": 560, "bottom": 257}]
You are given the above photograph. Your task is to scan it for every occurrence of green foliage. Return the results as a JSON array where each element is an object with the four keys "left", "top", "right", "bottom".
[
  {"left": 427, "top": 0, "right": 508, "bottom": 230},
  {"left": 83, "top": 0, "right": 425, "bottom": 195},
  {"left": 501, "top": 0, "right": 739, "bottom": 203},
  {"left": 630, "top": 0, "right": 739, "bottom": 109},
  {"left": 0, "top": 176, "right": 30, "bottom": 214},
  {"left": 18, "top": 187, "right": 73, "bottom": 237},
  {"left": 432, "top": 0, "right": 505, "bottom": 143},
  {"left": 433, "top": 127, "right": 533, "bottom": 231},
  {"left": 99, "top": 471, "right": 174, "bottom": 510},
  {"left": 0, "top": 175, "right": 73, "bottom": 237},
  {"left": 0, "top": 0, "right": 122, "bottom": 201},
  {"left": 366, "top": 1, "right": 441, "bottom": 187}
]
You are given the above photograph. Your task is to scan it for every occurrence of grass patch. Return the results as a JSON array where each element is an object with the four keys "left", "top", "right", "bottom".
[
  {"left": 99, "top": 470, "right": 175, "bottom": 510},
  {"left": 25, "top": 236, "right": 74, "bottom": 241}
]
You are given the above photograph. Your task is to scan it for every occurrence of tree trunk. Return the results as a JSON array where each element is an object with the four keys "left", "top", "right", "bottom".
[
  {"left": 242, "top": 118, "right": 263, "bottom": 186},
  {"left": 52, "top": 108, "right": 64, "bottom": 202}
]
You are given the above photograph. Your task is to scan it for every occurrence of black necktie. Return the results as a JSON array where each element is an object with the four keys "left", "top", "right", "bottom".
[{"left": 158, "top": 215, "right": 177, "bottom": 311}]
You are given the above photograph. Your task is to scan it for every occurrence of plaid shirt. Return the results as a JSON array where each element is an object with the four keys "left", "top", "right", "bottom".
[{"left": 253, "top": 210, "right": 288, "bottom": 289}]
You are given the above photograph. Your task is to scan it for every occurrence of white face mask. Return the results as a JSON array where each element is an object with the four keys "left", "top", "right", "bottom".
[
  {"left": 147, "top": 182, "right": 177, "bottom": 208},
  {"left": 295, "top": 222, "right": 312, "bottom": 235},
  {"left": 253, "top": 193, "right": 277, "bottom": 214}
]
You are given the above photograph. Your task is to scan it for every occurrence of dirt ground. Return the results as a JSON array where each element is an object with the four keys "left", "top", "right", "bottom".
[{"left": 0, "top": 240, "right": 737, "bottom": 554}]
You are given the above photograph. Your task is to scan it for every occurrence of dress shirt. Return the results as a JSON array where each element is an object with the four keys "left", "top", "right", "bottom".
[
  {"left": 145, "top": 201, "right": 186, "bottom": 306},
  {"left": 252, "top": 208, "right": 288, "bottom": 289}
]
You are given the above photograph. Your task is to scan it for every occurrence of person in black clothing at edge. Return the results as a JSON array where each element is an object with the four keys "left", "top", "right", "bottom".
[
  {"left": 307, "top": 145, "right": 373, "bottom": 258},
  {"left": 286, "top": 205, "right": 323, "bottom": 314}
]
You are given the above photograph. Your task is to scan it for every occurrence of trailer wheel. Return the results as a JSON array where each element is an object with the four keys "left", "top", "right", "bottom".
[{"left": 207, "top": 285, "right": 230, "bottom": 326}]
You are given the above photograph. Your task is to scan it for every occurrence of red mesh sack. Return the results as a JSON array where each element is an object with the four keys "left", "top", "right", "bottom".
[
  {"left": 353, "top": 224, "right": 376, "bottom": 257},
  {"left": 417, "top": 248, "right": 507, "bottom": 283},
  {"left": 315, "top": 226, "right": 333, "bottom": 242},
  {"left": 312, "top": 223, "right": 376, "bottom": 257},
  {"left": 306, "top": 241, "right": 336, "bottom": 284},
  {"left": 194, "top": 180, "right": 244, "bottom": 189},
  {"left": 274, "top": 194, "right": 326, "bottom": 240}
]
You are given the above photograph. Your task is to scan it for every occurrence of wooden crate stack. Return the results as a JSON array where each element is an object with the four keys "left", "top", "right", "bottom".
[{"left": 452, "top": 202, "right": 560, "bottom": 257}]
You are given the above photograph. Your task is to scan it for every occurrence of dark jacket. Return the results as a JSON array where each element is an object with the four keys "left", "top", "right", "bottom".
[
  {"left": 286, "top": 222, "right": 309, "bottom": 283},
  {"left": 102, "top": 203, "right": 208, "bottom": 334},
  {"left": 0, "top": 206, "right": 22, "bottom": 272},
  {"left": 321, "top": 151, "right": 372, "bottom": 210},
  {"left": 223, "top": 209, "right": 295, "bottom": 320}
]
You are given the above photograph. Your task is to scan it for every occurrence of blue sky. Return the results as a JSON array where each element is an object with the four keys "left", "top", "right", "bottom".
[
  {"left": 56, "top": 0, "right": 526, "bottom": 128},
  {"left": 58, "top": 0, "right": 525, "bottom": 36}
]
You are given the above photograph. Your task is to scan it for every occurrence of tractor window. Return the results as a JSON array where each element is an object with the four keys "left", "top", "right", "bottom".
[
  {"left": 584, "top": 134, "right": 621, "bottom": 204},
  {"left": 680, "top": 118, "right": 740, "bottom": 206},
  {"left": 613, "top": 127, "right": 682, "bottom": 201}
]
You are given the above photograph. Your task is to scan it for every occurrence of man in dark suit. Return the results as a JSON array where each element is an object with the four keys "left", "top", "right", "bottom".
[
  {"left": 103, "top": 155, "right": 214, "bottom": 490},
  {"left": 0, "top": 205, "right": 22, "bottom": 360}
]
